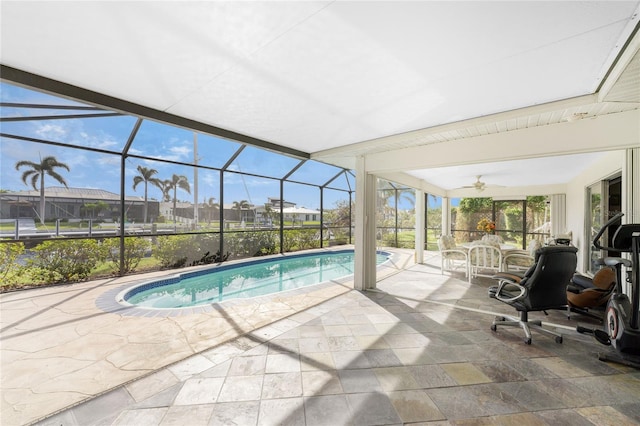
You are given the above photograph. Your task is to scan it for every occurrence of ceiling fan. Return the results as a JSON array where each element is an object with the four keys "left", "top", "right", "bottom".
[{"left": 463, "top": 175, "right": 487, "bottom": 192}]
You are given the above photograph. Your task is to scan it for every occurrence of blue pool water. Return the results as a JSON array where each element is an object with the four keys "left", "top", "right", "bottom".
[{"left": 122, "top": 250, "right": 390, "bottom": 308}]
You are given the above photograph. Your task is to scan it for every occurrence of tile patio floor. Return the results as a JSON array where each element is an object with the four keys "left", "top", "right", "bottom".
[{"left": 2, "top": 249, "right": 639, "bottom": 425}]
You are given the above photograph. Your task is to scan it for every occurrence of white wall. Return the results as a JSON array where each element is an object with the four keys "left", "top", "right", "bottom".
[{"left": 565, "top": 150, "right": 624, "bottom": 272}]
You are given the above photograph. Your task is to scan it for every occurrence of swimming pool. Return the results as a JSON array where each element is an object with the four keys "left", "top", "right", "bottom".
[{"left": 119, "top": 250, "right": 390, "bottom": 309}]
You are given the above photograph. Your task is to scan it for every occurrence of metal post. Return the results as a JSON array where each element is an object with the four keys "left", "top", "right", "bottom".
[{"left": 193, "top": 133, "right": 199, "bottom": 229}]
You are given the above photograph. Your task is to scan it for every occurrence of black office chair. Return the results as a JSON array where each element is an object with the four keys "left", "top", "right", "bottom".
[{"left": 488, "top": 245, "right": 578, "bottom": 344}]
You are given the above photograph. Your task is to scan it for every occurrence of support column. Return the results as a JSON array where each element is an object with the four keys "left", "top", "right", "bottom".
[
  {"left": 442, "top": 197, "right": 451, "bottom": 236},
  {"left": 354, "top": 156, "right": 377, "bottom": 291},
  {"left": 550, "top": 194, "right": 567, "bottom": 238},
  {"left": 415, "top": 190, "right": 425, "bottom": 264},
  {"left": 623, "top": 147, "right": 639, "bottom": 224}
]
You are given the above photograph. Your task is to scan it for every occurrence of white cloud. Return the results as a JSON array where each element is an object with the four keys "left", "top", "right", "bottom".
[{"left": 35, "top": 123, "right": 67, "bottom": 139}]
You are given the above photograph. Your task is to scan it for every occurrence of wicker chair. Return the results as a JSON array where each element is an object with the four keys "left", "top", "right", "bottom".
[{"left": 438, "top": 235, "right": 468, "bottom": 277}]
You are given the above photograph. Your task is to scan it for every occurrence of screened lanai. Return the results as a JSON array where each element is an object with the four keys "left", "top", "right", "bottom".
[
  {"left": 2, "top": 1, "right": 639, "bottom": 289},
  {"left": 1, "top": 82, "right": 364, "bottom": 276},
  {"left": 2, "top": 2, "right": 640, "bottom": 425}
]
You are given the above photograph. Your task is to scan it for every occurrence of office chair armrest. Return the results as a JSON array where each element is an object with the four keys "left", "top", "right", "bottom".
[
  {"left": 492, "top": 272, "right": 523, "bottom": 283},
  {"left": 567, "top": 284, "right": 581, "bottom": 294},
  {"left": 493, "top": 277, "right": 526, "bottom": 303}
]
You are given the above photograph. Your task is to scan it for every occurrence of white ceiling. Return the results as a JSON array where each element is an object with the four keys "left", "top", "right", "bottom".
[
  {"left": 1, "top": 1, "right": 639, "bottom": 194},
  {"left": 406, "top": 152, "right": 609, "bottom": 191}
]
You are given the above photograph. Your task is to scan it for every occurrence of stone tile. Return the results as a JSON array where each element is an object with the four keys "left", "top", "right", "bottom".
[
  {"left": 343, "top": 313, "right": 370, "bottom": 325},
  {"left": 228, "top": 355, "right": 267, "bottom": 376},
  {"left": 534, "top": 408, "right": 599, "bottom": 426},
  {"left": 362, "top": 349, "right": 403, "bottom": 368},
  {"left": 67, "top": 387, "right": 135, "bottom": 426},
  {"left": 473, "top": 360, "right": 527, "bottom": 383},
  {"left": 354, "top": 334, "right": 390, "bottom": 350},
  {"left": 440, "top": 363, "right": 492, "bottom": 385},
  {"left": 407, "top": 364, "right": 457, "bottom": 388},
  {"left": 322, "top": 312, "right": 348, "bottom": 326},
  {"left": 430, "top": 331, "right": 474, "bottom": 346},
  {"left": 159, "top": 404, "right": 214, "bottom": 426},
  {"left": 615, "top": 402, "right": 640, "bottom": 423},
  {"left": 426, "top": 384, "right": 523, "bottom": 420},
  {"left": 33, "top": 410, "right": 79, "bottom": 426},
  {"left": 373, "top": 366, "right": 421, "bottom": 391},
  {"left": 173, "top": 377, "right": 224, "bottom": 405},
  {"left": 327, "top": 336, "right": 360, "bottom": 352},
  {"left": 304, "top": 394, "right": 352, "bottom": 426},
  {"left": 383, "top": 332, "right": 432, "bottom": 348},
  {"left": 469, "top": 412, "right": 547, "bottom": 425},
  {"left": 575, "top": 405, "right": 639, "bottom": 425},
  {"left": 346, "top": 392, "right": 402, "bottom": 425},
  {"left": 208, "top": 401, "right": 260, "bottom": 426},
  {"left": 258, "top": 397, "right": 305, "bottom": 426},
  {"left": 497, "top": 381, "right": 569, "bottom": 411},
  {"left": 388, "top": 389, "right": 445, "bottom": 423},
  {"left": 242, "top": 343, "right": 270, "bottom": 357},
  {"left": 217, "top": 375, "right": 264, "bottom": 402},
  {"left": 167, "top": 354, "right": 216, "bottom": 381},
  {"left": 198, "top": 359, "right": 232, "bottom": 378},
  {"left": 423, "top": 344, "right": 474, "bottom": 363},
  {"left": 324, "top": 325, "right": 353, "bottom": 337},
  {"left": 331, "top": 348, "right": 372, "bottom": 369},
  {"left": 112, "top": 407, "right": 168, "bottom": 425},
  {"left": 297, "top": 325, "right": 326, "bottom": 338},
  {"left": 126, "top": 369, "right": 180, "bottom": 402},
  {"left": 567, "top": 374, "right": 640, "bottom": 405},
  {"left": 298, "top": 337, "right": 331, "bottom": 353},
  {"left": 393, "top": 347, "right": 436, "bottom": 365},
  {"left": 261, "top": 372, "right": 303, "bottom": 399},
  {"left": 299, "top": 351, "right": 335, "bottom": 371},
  {"left": 301, "top": 370, "right": 343, "bottom": 396},
  {"left": 132, "top": 383, "right": 183, "bottom": 409},
  {"left": 501, "top": 357, "right": 560, "bottom": 380},
  {"left": 348, "top": 323, "right": 382, "bottom": 336},
  {"left": 265, "top": 353, "right": 301, "bottom": 373},
  {"left": 532, "top": 357, "right": 590, "bottom": 378},
  {"left": 338, "top": 369, "right": 382, "bottom": 393},
  {"left": 268, "top": 338, "right": 300, "bottom": 354}
]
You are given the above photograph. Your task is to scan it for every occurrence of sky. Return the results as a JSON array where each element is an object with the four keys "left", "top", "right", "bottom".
[{"left": 1, "top": 82, "right": 362, "bottom": 211}]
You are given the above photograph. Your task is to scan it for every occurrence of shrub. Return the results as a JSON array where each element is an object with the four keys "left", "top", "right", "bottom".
[
  {"left": 103, "top": 237, "right": 150, "bottom": 274},
  {"left": 28, "top": 239, "right": 105, "bottom": 283},
  {"left": 154, "top": 235, "right": 194, "bottom": 268},
  {"left": 225, "top": 231, "right": 278, "bottom": 259},
  {"left": 283, "top": 229, "right": 320, "bottom": 252},
  {"left": 0, "top": 242, "right": 26, "bottom": 288},
  {"left": 153, "top": 234, "right": 227, "bottom": 268}
]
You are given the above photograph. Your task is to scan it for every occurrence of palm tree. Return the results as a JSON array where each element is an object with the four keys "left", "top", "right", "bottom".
[
  {"left": 15, "top": 155, "right": 70, "bottom": 224},
  {"left": 132, "top": 165, "right": 162, "bottom": 223},
  {"left": 232, "top": 200, "right": 250, "bottom": 222},
  {"left": 166, "top": 174, "right": 191, "bottom": 224},
  {"left": 158, "top": 180, "right": 172, "bottom": 202},
  {"left": 205, "top": 197, "right": 220, "bottom": 224}
]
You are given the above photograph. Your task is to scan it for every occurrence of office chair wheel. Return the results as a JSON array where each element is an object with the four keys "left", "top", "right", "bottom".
[
  {"left": 524, "top": 338, "right": 532, "bottom": 345},
  {"left": 555, "top": 336, "right": 563, "bottom": 344},
  {"left": 490, "top": 324, "right": 497, "bottom": 332}
]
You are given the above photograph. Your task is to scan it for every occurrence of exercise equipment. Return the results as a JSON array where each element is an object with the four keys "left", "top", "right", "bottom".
[{"left": 577, "top": 212, "right": 640, "bottom": 368}]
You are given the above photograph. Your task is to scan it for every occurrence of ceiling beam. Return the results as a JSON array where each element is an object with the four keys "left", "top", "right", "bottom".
[
  {"left": 364, "top": 109, "right": 640, "bottom": 173},
  {"left": 312, "top": 94, "right": 598, "bottom": 161}
]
